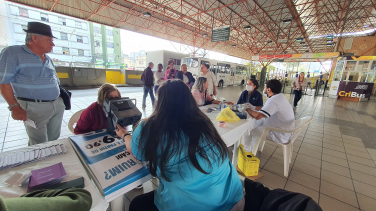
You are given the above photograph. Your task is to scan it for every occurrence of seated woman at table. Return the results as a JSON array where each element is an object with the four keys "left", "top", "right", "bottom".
[
  {"left": 115, "top": 79, "right": 244, "bottom": 211},
  {"left": 237, "top": 79, "right": 263, "bottom": 110},
  {"left": 191, "top": 77, "right": 233, "bottom": 106},
  {"left": 74, "top": 83, "right": 121, "bottom": 134}
]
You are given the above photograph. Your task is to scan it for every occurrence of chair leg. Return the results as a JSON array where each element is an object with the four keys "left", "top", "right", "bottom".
[
  {"left": 282, "top": 145, "right": 290, "bottom": 177},
  {"left": 289, "top": 144, "right": 293, "bottom": 163},
  {"left": 260, "top": 141, "right": 266, "bottom": 152},
  {"left": 252, "top": 136, "right": 262, "bottom": 156}
]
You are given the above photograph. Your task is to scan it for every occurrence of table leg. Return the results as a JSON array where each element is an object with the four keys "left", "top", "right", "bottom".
[{"left": 109, "top": 195, "right": 126, "bottom": 211}]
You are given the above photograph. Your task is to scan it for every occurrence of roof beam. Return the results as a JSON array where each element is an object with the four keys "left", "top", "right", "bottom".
[
  {"left": 336, "top": 0, "right": 353, "bottom": 35},
  {"left": 284, "top": 0, "right": 314, "bottom": 52}
]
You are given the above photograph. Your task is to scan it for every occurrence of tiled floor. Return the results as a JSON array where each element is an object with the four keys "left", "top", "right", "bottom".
[{"left": 1, "top": 85, "right": 376, "bottom": 211}]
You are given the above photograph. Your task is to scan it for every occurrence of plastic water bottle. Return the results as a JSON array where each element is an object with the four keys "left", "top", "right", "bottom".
[{"left": 219, "top": 101, "right": 222, "bottom": 111}]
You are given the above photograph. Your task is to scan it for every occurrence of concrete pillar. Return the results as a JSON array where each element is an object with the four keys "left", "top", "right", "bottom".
[
  {"left": 328, "top": 58, "right": 338, "bottom": 83},
  {"left": 260, "top": 66, "right": 267, "bottom": 87}
]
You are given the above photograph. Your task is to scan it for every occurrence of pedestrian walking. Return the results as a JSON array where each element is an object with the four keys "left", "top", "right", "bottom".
[
  {"left": 291, "top": 72, "right": 308, "bottom": 108},
  {"left": 141, "top": 62, "right": 155, "bottom": 109}
]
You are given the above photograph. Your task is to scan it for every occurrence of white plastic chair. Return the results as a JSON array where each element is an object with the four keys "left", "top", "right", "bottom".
[
  {"left": 68, "top": 109, "right": 85, "bottom": 134},
  {"left": 252, "top": 116, "right": 313, "bottom": 177}
]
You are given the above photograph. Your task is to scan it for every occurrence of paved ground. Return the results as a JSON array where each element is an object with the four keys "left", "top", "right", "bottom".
[{"left": 1, "top": 85, "right": 376, "bottom": 211}]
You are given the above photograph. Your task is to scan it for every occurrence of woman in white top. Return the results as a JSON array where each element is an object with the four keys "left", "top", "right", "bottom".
[
  {"left": 200, "top": 63, "right": 217, "bottom": 96},
  {"left": 192, "top": 77, "right": 233, "bottom": 106},
  {"left": 291, "top": 72, "right": 308, "bottom": 108},
  {"left": 154, "top": 63, "right": 165, "bottom": 94}
]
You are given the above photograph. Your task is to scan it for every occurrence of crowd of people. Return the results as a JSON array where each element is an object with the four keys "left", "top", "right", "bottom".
[{"left": 0, "top": 21, "right": 306, "bottom": 211}]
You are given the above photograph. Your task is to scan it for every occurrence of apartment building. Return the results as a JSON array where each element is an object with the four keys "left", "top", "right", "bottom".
[{"left": 0, "top": 1, "right": 92, "bottom": 63}]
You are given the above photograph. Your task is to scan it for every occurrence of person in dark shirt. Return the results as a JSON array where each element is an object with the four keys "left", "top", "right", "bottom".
[
  {"left": 175, "top": 63, "right": 195, "bottom": 88},
  {"left": 74, "top": 83, "right": 121, "bottom": 134},
  {"left": 141, "top": 62, "right": 155, "bottom": 109},
  {"left": 237, "top": 79, "right": 263, "bottom": 110}
]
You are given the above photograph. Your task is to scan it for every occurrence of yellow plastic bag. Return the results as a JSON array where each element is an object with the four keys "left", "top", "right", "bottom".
[
  {"left": 215, "top": 107, "right": 240, "bottom": 122},
  {"left": 238, "top": 144, "right": 260, "bottom": 177}
]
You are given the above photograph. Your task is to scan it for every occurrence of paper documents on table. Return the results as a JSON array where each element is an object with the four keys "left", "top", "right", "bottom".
[
  {"left": 25, "top": 119, "right": 38, "bottom": 129},
  {"left": 0, "top": 144, "right": 68, "bottom": 171},
  {"left": 69, "top": 129, "right": 152, "bottom": 202}
]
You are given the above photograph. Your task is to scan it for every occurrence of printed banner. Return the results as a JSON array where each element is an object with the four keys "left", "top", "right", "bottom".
[
  {"left": 253, "top": 52, "right": 339, "bottom": 60},
  {"left": 338, "top": 82, "right": 374, "bottom": 98},
  {"left": 313, "top": 53, "right": 325, "bottom": 58},
  {"left": 70, "top": 130, "right": 152, "bottom": 202}
]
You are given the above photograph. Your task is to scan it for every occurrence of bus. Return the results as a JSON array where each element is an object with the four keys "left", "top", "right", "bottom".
[{"left": 181, "top": 57, "right": 248, "bottom": 87}]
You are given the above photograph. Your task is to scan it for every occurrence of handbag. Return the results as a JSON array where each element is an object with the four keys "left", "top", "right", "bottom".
[{"left": 59, "top": 85, "right": 72, "bottom": 110}]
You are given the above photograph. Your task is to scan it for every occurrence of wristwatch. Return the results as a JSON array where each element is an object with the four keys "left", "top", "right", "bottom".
[
  {"left": 122, "top": 133, "right": 130, "bottom": 141},
  {"left": 8, "top": 103, "right": 20, "bottom": 111}
]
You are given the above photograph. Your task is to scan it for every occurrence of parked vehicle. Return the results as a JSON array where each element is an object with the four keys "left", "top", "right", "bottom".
[{"left": 181, "top": 57, "right": 248, "bottom": 87}]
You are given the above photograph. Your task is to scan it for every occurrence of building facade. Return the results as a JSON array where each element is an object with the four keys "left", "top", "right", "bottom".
[
  {"left": 89, "top": 22, "right": 122, "bottom": 68},
  {"left": 0, "top": 1, "right": 92, "bottom": 63}
]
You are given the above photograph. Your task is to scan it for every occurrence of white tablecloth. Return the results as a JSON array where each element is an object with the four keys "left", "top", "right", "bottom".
[
  {"left": 200, "top": 105, "right": 264, "bottom": 165},
  {"left": 0, "top": 138, "right": 108, "bottom": 211}
]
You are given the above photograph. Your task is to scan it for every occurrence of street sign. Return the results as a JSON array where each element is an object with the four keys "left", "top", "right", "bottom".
[{"left": 211, "top": 25, "right": 230, "bottom": 42}]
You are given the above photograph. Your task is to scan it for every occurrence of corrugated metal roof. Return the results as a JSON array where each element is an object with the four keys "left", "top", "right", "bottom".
[{"left": 6, "top": 0, "right": 376, "bottom": 59}]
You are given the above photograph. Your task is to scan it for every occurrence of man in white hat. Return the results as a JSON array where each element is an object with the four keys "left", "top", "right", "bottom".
[{"left": 0, "top": 22, "right": 65, "bottom": 145}]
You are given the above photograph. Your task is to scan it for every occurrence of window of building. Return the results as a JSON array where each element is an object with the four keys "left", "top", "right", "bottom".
[
  {"left": 107, "top": 42, "right": 114, "bottom": 48},
  {"left": 60, "top": 32, "right": 68, "bottom": 40},
  {"left": 75, "top": 21, "right": 82, "bottom": 29},
  {"left": 94, "top": 41, "right": 101, "bottom": 47},
  {"left": 21, "top": 25, "right": 27, "bottom": 33},
  {"left": 106, "top": 29, "right": 113, "bottom": 36},
  {"left": 95, "top": 53, "right": 103, "bottom": 60},
  {"left": 78, "top": 49, "right": 84, "bottom": 56},
  {"left": 19, "top": 8, "right": 28, "bottom": 17},
  {"left": 62, "top": 47, "right": 70, "bottom": 55},
  {"left": 116, "top": 43, "right": 119, "bottom": 47},
  {"left": 93, "top": 27, "right": 101, "bottom": 34},
  {"left": 174, "top": 59, "right": 181, "bottom": 66},
  {"left": 40, "top": 13, "right": 49, "bottom": 22},
  {"left": 115, "top": 31, "right": 119, "bottom": 35},
  {"left": 58, "top": 17, "right": 66, "bottom": 25},
  {"left": 76, "top": 35, "right": 83, "bottom": 43}
]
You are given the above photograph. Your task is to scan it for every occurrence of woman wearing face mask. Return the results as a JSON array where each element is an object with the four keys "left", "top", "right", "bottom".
[
  {"left": 237, "top": 79, "right": 263, "bottom": 110},
  {"left": 74, "top": 83, "right": 121, "bottom": 134}
]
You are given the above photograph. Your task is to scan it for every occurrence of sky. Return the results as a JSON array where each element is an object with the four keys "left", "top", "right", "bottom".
[
  {"left": 119, "top": 28, "right": 333, "bottom": 72},
  {"left": 120, "top": 29, "right": 247, "bottom": 64}
]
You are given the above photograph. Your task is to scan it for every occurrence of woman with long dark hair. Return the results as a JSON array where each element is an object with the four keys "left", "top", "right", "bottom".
[
  {"left": 74, "top": 83, "right": 120, "bottom": 134},
  {"left": 115, "top": 79, "right": 244, "bottom": 211}
]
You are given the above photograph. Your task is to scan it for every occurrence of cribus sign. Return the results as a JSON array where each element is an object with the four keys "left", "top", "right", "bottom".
[
  {"left": 212, "top": 25, "right": 230, "bottom": 42},
  {"left": 338, "top": 82, "right": 374, "bottom": 98}
]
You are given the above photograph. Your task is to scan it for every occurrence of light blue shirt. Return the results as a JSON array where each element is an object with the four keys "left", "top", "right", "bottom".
[
  {"left": 0, "top": 45, "right": 60, "bottom": 101},
  {"left": 131, "top": 122, "right": 243, "bottom": 211}
]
